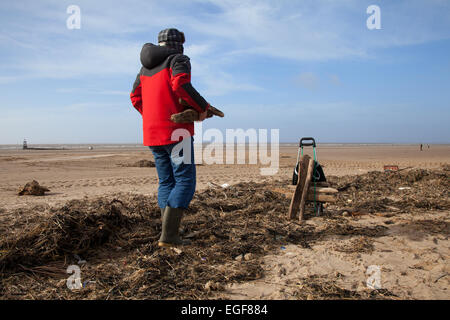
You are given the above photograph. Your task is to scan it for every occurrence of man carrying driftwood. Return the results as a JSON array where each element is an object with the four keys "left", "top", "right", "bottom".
[{"left": 130, "top": 28, "right": 211, "bottom": 247}]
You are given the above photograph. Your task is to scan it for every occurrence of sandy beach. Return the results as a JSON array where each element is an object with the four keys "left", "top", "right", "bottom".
[
  {"left": 0, "top": 144, "right": 449, "bottom": 299},
  {"left": 1, "top": 144, "right": 448, "bottom": 210}
]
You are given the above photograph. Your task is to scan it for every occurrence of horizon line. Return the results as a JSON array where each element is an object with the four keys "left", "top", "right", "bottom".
[{"left": 1, "top": 142, "right": 449, "bottom": 146}]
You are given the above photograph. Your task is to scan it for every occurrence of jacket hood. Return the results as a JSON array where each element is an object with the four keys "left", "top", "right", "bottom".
[{"left": 140, "top": 43, "right": 182, "bottom": 69}]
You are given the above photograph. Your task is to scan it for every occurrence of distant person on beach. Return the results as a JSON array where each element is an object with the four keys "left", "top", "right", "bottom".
[
  {"left": 130, "top": 28, "right": 210, "bottom": 247},
  {"left": 420, "top": 144, "right": 423, "bottom": 151}
]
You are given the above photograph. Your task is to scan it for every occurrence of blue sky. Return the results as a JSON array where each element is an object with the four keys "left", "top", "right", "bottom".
[{"left": 0, "top": 0, "right": 449, "bottom": 144}]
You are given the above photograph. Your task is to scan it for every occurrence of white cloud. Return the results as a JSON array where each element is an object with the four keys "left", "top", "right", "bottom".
[
  {"left": 189, "top": 0, "right": 450, "bottom": 61},
  {"left": 189, "top": 54, "right": 263, "bottom": 97},
  {"left": 11, "top": 41, "right": 142, "bottom": 79},
  {"left": 184, "top": 44, "right": 212, "bottom": 57},
  {"left": 1, "top": 0, "right": 450, "bottom": 94}
]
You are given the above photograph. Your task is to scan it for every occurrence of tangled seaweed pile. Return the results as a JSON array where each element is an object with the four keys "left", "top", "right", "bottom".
[
  {"left": 120, "top": 160, "right": 156, "bottom": 167},
  {"left": 332, "top": 236, "right": 375, "bottom": 254},
  {"left": 0, "top": 198, "right": 152, "bottom": 270},
  {"left": 0, "top": 168, "right": 448, "bottom": 299},
  {"left": 292, "top": 275, "right": 397, "bottom": 300},
  {"left": 327, "top": 168, "right": 449, "bottom": 214},
  {"left": 17, "top": 180, "right": 50, "bottom": 196},
  {"left": 0, "top": 183, "right": 287, "bottom": 299}
]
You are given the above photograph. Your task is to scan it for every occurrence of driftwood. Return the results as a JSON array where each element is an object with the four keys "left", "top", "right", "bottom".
[
  {"left": 306, "top": 193, "right": 337, "bottom": 203},
  {"left": 170, "top": 98, "right": 224, "bottom": 123},
  {"left": 287, "top": 156, "right": 338, "bottom": 220},
  {"left": 287, "top": 185, "right": 338, "bottom": 194},
  {"left": 276, "top": 186, "right": 338, "bottom": 203},
  {"left": 312, "top": 187, "right": 338, "bottom": 194},
  {"left": 288, "top": 155, "right": 311, "bottom": 220},
  {"left": 314, "top": 181, "right": 330, "bottom": 187},
  {"left": 299, "top": 157, "right": 315, "bottom": 221}
]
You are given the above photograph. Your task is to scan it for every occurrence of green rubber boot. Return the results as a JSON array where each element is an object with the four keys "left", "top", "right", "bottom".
[
  {"left": 160, "top": 207, "right": 165, "bottom": 219},
  {"left": 158, "top": 206, "right": 190, "bottom": 247}
]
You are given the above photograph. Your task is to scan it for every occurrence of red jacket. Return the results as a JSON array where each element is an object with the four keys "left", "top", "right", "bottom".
[{"left": 130, "top": 43, "right": 209, "bottom": 146}]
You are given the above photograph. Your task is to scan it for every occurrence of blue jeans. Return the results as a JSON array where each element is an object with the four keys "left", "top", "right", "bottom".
[{"left": 149, "top": 137, "right": 196, "bottom": 209}]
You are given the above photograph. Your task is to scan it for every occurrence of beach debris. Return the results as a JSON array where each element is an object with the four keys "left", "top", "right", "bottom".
[
  {"left": 171, "top": 247, "right": 183, "bottom": 255},
  {"left": 244, "top": 253, "right": 254, "bottom": 261},
  {"left": 207, "top": 182, "right": 225, "bottom": 189},
  {"left": 18, "top": 180, "right": 50, "bottom": 196},
  {"left": 204, "top": 280, "right": 223, "bottom": 291},
  {"left": 1, "top": 168, "right": 448, "bottom": 300},
  {"left": 292, "top": 275, "right": 397, "bottom": 300},
  {"left": 434, "top": 273, "right": 448, "bottom": 283},
  {"left": 134, "top": 160, "right": 155, "bottom": 167},
  {"left": 278, "top": 267, "right": 287, "bottom": 276},
  {"left": 288, "top": 155, "right": 314, "bottom": 220},
  {"left": 74, "top": 254, "right": 87, "bottom": 265},
  {"left": 288, "top": 155, "right": 337, "bottom": 220},
  {"left": 121, "top": 160, "right": 155, "bottom": 167},
  {"left": 333, "top": 236, "right": 375, "bottom": 254},
  {"left": 383, "top": 165, "right": 399, "bottom": 172},
  {"left": 327, "top": 168, "right": 449, "bottom": 213},
  {"left": 82, "top": 280, "right": 96, "bottom": 288}
]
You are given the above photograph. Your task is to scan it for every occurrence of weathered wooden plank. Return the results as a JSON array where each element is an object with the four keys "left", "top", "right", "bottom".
[
  {"left": 310, "top": 187, "right": 338, "bottom": 194},
  {"left": 306, "top": 194, "right": 337, "bottom": 203},
  {"left": 287, "top": 155, "right": 311, "bottom": 220},
  {"left": 273, "top": 188, "right": 337, "bottom": 202},
  {"left": 288, "top": 185, "right": 338, "bottom": 194},
  {"left": 299, "top": 158, "right": 315, "bottom": 221}
]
